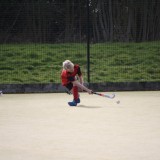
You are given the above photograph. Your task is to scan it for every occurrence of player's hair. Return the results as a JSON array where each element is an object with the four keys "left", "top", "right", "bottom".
[{"left": 63, "top": 60, "right": 74, "bottom": 70}]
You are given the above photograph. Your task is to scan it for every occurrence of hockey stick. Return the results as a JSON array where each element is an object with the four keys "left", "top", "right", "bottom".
[
  {"left": 65, "top": 89, "right": 72, "bottom": 95},
  {"left": 93, "top": 92, "right": 115, "bottom": 99},
  {"left": 65, "top": 88, "right": 115, "bottom": 99},
  {"left": 93, "top": 92, "right": 121, "bottom": 104},
  {"left": 65, "top": 90, "right": 120, "bottom": 104}
]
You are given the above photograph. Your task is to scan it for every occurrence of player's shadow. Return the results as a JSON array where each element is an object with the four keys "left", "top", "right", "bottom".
[{"left": 78, "top": 105, "right": 102, "bottom": 109}]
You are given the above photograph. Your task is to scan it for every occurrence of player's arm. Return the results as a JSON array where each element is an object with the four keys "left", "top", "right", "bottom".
[
  {"left": 72, "top": 80, "right": 92, "bottom": 94},
  {"left": 77, "top": 66, "right": 84, "bottom": 85},
  {"left": 79, "top": 75, "right": 83, "bottom": 85}
]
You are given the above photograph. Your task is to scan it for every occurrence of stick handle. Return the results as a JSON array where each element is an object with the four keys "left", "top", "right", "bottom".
[
  {"left": 93, "top": 92, "right": 115, "bottom": 99},
  {"left": 93, "top": 92, "right": 102, "bottom": 96}
]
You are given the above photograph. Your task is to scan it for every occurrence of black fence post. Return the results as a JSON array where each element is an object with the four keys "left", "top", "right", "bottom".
[{"left": 87, "top": 0, "right": 90, "bottom": 83}]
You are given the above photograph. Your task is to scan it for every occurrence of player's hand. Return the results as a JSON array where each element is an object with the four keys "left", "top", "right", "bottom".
[
  {"left": 88, "top": 89, "right": 93, "bottom": 94},
  {"left": 80, "top": 83, "right": 84, "bottom": 92}
]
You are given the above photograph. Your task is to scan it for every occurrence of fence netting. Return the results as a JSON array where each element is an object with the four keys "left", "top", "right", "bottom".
[{"left": 0, "top": 0, "right": 160, "bottom": 84}]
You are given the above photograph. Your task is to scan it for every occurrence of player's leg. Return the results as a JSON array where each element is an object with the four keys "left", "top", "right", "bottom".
[
  {"left": 72, "top": 85, "right": 80, "bottom": 103},
  {"left": 66, "top": 83, "right": 80, "bottom": 106}
]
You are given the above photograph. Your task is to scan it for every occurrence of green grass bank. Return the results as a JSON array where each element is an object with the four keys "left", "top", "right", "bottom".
[{"left": 0, "top": 42, "right": 160, "bottom": 84}]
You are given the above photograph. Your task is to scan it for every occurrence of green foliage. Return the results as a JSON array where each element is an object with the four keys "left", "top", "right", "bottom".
[{"left": 0, "top": 42, "right": 160, "bottom": 84}]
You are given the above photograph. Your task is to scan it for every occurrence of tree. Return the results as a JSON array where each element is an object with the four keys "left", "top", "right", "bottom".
[{"left": 0, "top": 0, "right": 160, "bottom": 43}]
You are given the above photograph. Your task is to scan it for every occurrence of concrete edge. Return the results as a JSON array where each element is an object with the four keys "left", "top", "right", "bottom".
[{"left": 0, "top": 82, "right": 160, "bottom": 93}]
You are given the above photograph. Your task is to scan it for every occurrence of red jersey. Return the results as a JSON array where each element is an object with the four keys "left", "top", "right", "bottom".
[{"left": 61, "top": 64, "right": 82, "bottom": 86}]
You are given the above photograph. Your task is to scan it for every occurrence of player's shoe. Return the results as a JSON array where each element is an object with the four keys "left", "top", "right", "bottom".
[
  {"left": 68, "top": 100, "right": 77, "bottom": 106},
  {"left": 68, "top": 98, "right": 80, "bottom": 106},
  {"left": 75, "top": 98, "right": 80, "bottom": 103}
]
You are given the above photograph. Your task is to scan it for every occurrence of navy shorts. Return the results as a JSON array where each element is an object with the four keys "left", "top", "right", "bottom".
[{"left": 65, "top": 82, "right": 73, "bottom": 91}]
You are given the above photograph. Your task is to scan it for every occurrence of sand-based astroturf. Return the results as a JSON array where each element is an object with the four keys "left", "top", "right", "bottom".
[{"left": 0, "top": 91, "right": 160, "bottom": 160}]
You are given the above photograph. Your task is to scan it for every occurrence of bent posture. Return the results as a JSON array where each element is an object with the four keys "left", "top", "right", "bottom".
[{"left": 61, "top": 60, "right": 92, "bottom": 106}]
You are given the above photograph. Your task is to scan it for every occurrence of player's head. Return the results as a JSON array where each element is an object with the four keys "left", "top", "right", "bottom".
[{"left": 63, "top": 60, "right": 74, "bottom": 72}]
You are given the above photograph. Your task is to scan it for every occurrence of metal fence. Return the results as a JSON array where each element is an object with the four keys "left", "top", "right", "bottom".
[{"left": 0, "top": 0, "right": 160, "bottom": 85}]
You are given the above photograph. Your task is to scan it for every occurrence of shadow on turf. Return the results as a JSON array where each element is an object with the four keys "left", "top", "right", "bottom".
[{"left": 77, "top": 105, "right": 102, "bottom": 109}]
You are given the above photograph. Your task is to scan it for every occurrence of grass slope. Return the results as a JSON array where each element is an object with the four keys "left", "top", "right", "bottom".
[{"left": 0, "top": 42, "right": 160, "bottom": 84}]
